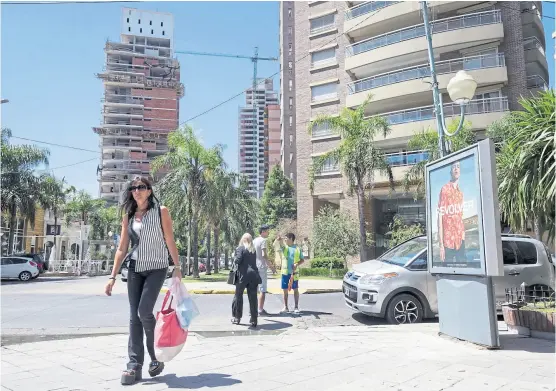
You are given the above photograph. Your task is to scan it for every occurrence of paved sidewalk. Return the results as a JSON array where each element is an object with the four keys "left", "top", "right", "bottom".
[
  {"left": 2, "top": 324, "right": 554, "bottom": 391},
  {"left": 164, "top": 277, "right": 343, "bottom": 295}
]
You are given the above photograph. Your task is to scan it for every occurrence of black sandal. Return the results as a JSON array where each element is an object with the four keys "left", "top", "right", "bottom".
[
  {"left": 148, "top": 361, "right": 165, "bottom": 377},
  {"left": 231, "top": 317, "right": 240, "bottom": 325},
  {"left": 121, "top": 367, "right": 142, "bottom": 385},
  {"left": 250, "top": 320, "right": 257, "bottom": 328}
]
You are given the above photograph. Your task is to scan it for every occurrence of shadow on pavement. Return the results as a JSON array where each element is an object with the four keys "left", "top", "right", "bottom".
[
  {"left": 351, "top": 313, "right": 439, "bottom": 326},
  {"left": 499, "top": 334, "right": 555, "bottom": 353},
  {"left": 145, "top": 373, "right": 241, "bottom": 389}
]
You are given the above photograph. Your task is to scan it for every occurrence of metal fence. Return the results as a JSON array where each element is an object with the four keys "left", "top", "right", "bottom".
[{"left": 504, "top": 284, "right": 555, "bottom": 309}]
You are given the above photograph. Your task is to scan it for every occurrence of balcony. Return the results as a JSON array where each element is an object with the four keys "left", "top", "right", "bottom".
[
  {"left": 523, "top": 36, "right": 549, "bottom": 82},
  {"left": 345, "top": 10, "right": 503, "bottom": 78},
  {"left": 374, "top": 97, "right": 509, "bottom": 147},
  {"left": 346, "top": 53, "right": 508, "bottom": 114},
  {"left": 526, "top": 75, "right": 548, "bottom": 95},
  {"left": 103, "top": 94, "right": 144, "bottom": 108}
]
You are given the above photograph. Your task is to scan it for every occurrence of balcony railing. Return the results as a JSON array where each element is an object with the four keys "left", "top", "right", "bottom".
[
  {"left": 523, "top": 36, "right": 544, "bottom": 50},
  {"left": 380, "top": 97, "right": 509, "bottom": 125},
  {"left": 385, "top": 150, "right": 429, "bottom": 167},
  {"left": 346, "top": 9, "right": 501, "bottom": 57},
  {"left": 347, "top": 53, "right": 505, "bottom": 94},
  {"left": 526, "top": 75, "right": 548, "bottom": 89},
  {"left": 345, "top": 1, "right": 399, "bottom": 21},
  {"left": 310, "top": 23, "right": 336, "bottom": 35}
]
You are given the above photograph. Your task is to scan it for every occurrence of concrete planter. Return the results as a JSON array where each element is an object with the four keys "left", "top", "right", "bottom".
[{"left": 502, "top": 306, "right": 556, "bottom": 340}]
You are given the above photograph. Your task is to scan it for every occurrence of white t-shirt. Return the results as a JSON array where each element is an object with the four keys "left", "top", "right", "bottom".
[{"left": 253, "top": 236, "right": 267, "bottom": 270}]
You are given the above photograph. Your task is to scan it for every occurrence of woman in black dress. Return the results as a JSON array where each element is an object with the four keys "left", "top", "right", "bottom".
[{"left": 231, "top": 233, "right": 261, "bottom": 327}]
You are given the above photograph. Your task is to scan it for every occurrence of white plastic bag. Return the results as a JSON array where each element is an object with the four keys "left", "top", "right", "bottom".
[{"left": 169, "top": 277, "right": 200, "bottom": 329}]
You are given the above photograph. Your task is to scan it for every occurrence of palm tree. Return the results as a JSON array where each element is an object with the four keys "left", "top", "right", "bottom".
[
  {"left": 152, "top": 126, "right": 222, "bottom": 278},
  {"left": 64, "top": 190, "right": 104, "bottom": 259},
  {"left": 1, "top": 128, "right": 49, "bottom": 254},
  {"left": 38, "top": 176, "right": 75, "bottom": 248},
  {"left": 403, "top": 119, "right": 475, "bottom": 199},
  {"left": 488, "top": 90, "right": 555, "bottom": 241},
  {"left": 308, "top": 95, "right": 393, "bottom": 262}
]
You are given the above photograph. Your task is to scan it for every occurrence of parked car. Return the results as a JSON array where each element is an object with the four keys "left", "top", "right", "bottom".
[
  {"left": 121, "top": 264, "right": 175, "bottom": 282},
  {"left": 1, "top": 256, "right": 40, "bottom": 281},
  {"left": 11, "top": 253, "right": 47, "bottom": 273},
  {"left": 343, "top": 234, "right": 555, "bottom": 325}
]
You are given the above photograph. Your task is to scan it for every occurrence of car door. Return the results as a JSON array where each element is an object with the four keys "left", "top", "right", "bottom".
[
  {"left": 407, "top": 251, "right": 438, "bottom": 314},
  {"left": 492, "top": 241, "right": 520, "bottom": 305},
  {"left": 512, "top": 240, "right": 550, "bottom": 289},
  {"left": 1, "top": 258, "right": 16, "bottom": 278}
]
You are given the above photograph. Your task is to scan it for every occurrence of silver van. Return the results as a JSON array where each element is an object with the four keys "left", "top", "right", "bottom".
[{"left": 342, "top": 234, "right": 555, "bottom": 324}]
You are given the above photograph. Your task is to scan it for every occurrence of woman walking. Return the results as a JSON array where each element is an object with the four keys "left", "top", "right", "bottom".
[
  {"left": 231, "top": 233, "right": 261, "bottom": 328},
  {"left": 104, "top": 176, "right": 181, "bottom": 386}
]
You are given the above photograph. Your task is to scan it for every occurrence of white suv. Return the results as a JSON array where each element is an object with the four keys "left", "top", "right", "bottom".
[{"left": 343, "top": 234, "right": 555, "bottom": 324}]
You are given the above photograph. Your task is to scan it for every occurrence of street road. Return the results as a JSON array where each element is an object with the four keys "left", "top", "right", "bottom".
[{"left": 1, "top": 276, "right": 391, "bottom": 344}]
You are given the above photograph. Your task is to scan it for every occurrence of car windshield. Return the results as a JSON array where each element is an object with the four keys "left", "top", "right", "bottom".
[{"left": 378, "top": 237, "right": 427, "bottom": 267}]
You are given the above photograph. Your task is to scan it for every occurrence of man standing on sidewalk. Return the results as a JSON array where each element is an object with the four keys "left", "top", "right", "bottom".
[
  {"left": 254, "top": 225, "right": 275, "bottom": 315},
  {"left": 275, "top": 233, "right": 304, "bottom": 314}
]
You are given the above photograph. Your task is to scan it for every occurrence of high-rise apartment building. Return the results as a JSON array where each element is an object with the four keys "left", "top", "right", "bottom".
[
  {"left": 294, "top": 1, "right": 548, "bottom": 260},
  {"left": 94, "top": 8, "right": 183, "bottom": 203},
  {"left": 279, "top": 1, "right": 297, "bottom": 184},
  {"left": 238, "top": 79, "right": 278, "bottom": 198},
  {"left": 265, "top": 103, "right": 282, "bottom": 179}
]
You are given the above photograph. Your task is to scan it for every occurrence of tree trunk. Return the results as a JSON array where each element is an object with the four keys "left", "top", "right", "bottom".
[
  {"left": 192, "top": 212, "right": 200, "bottom": 278},
  {"left": 7, "top": 197, "right": 17, "bottom": 255},
  {"left": 53, "top": 211, "right": 58, "bottom": 248},
  {"left": 533, "top": 214, "right": 543, "bottom": 242},
  {"left": 356, "top": 183, "right": 367, "bottom": 263},
  {"left": 213, "top": 228, "right": 220, "bottom": 274},
  {"left": 186, "top": 197, "right": 192, "bottom": 276},
  {"left": 224, "top": 248, "right": 229, "bottom": 270},
  {"left": 205, "top": 228, "right": 212, "bottom": 275}
]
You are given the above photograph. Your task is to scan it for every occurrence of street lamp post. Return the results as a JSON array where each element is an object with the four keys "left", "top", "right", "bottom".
[{"left": 421, "top": 1, "right": 477, "bottom": 157}]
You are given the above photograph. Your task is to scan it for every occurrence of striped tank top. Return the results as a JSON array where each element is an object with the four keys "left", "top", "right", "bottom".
[{"left": 131, "top": 207, "right": 169, "bottom": 272}]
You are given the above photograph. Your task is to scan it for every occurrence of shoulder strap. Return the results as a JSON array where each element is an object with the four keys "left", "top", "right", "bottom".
[{"left": 157, "top": 205, "right": 165, "bottom": 239}]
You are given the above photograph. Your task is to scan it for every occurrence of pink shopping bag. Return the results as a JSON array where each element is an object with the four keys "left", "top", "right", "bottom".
[{"left": 154, "top": 290, "right": 188, "bottom": 362}]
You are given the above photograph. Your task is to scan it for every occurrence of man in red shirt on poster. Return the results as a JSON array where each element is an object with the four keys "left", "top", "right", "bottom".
[{"left": 437, "top": 161, "right": 466, "bottom": 264}]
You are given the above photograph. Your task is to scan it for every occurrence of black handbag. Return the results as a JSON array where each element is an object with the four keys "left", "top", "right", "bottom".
[{"left": 227, "top": 268, "right": 238, "bottom": 285}]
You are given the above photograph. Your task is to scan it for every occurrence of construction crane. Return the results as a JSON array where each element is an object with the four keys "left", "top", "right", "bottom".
[{"left": 175, "top": 47, "right": 278, "bottom": 197}]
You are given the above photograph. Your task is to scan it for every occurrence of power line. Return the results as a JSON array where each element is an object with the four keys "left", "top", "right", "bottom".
[
  {"left": 2, "top": 1, "right": 137, "bottom": 4},
  {"left": 180, "top": 5, "right": 389, "bottom": 126},
  {"left": 10, "top": 136, "right": 100, "bottom": 154},
  {"left": 1, "top": 157, "right": 99, "bottom": 176}
]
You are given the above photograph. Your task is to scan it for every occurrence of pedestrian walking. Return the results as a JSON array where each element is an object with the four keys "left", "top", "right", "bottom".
[
  {"left": 253, "top": 225, "right": 276, "bottom": 315},
  {"left": 275, "top": 233, "right": 304, "bottom": 314},
  {"left": 231, "top": 233, "right": 261, "bottom": 327},
  {"left": 104, "top": 176, "right": 182, "bottom": 386}
]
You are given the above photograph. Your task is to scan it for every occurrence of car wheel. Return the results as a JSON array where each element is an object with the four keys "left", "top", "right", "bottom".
[
  {"left": 385, "top": 294, "right": 423, "bottom": 325},
  {"left": 19, "top": 271, "right": 32, "bottom": 282}
]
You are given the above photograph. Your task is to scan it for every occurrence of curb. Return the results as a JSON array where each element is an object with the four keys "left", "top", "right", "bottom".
[{"left": 161, "top": 287, "right": 342, "bottom": 295}]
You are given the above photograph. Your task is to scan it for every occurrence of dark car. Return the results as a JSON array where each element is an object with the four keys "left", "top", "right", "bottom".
[{"left": 11, "top": 253, "right": 47, "bottom": 274}]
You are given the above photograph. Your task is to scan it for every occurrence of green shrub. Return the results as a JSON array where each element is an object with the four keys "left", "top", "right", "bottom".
[
  {"left": 299, "top": 267, "right": 348, "bottom": 278},
  {"left": 310, "top": 257, "right": 344, "bottom": 269}
]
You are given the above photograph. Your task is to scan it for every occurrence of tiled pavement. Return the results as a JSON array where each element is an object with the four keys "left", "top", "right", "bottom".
[{"left": 1, "top": 324, "right": 554, "bottom": 391}]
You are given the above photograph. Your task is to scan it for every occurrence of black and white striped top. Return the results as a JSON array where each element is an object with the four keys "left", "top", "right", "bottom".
[{"left": 131, "top": 207, "right": 169, "bottom": 272}]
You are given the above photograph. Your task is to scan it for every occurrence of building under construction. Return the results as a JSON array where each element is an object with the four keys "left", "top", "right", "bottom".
[{"left": 94, "top": 8, "right": 183, "bottom": 203}]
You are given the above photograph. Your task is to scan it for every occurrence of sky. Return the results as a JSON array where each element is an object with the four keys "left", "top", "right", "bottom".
[
  {"left": 0, "top": 1, "right": 280, "bottom": 196},
  {"left": 1, "top": 1, "right": 554, "bottom": 197}
]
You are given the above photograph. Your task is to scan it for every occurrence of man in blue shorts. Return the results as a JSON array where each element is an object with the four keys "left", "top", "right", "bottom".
[{"left": 276, "top": 233, "right": 304, "bottom": 314}]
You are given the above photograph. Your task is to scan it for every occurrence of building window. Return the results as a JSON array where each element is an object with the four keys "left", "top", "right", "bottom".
[
  {"left": 138, "top": 19, "right": 141, "bottom": 24},
  {"left": 288, "top": 43, "right": 293, "bottom": 56},
  {"left": 315, "top": 156, "right": 340, "bottom": 173},
  {"left": 151, "top": 29, "right": 154, "bottom": 34},
  {"left": 289, "top": 153, "right": 294, "bottom": 164},
  {"left": 127, "top": 18, "right": 129, "bottom": 23},
  {"left": 289, "top": 97, "right": 293, "bottom": 109},
  {"left": 289, "top": 115, "right": 293, "bottom": 126},
  {"left": 289, "top": 134, "right": 293, "bottom": 146},
  {"left": 161, "top": 22, "right": 164, "bottom": 27},
  {"left": 128, "top": 27, "right": 131, "bottom": 32},
  {"left": 140, "top": 28, "right": 143, "bottom": 33},
  {"left": 310, "top": 14, "right": 335, "bottom": 35},
  {"left": 162, "top": 31, "right": 165, "bottom": 36},
  {"left": 288, "top": 8, "right": 292, "bottom": 18},
  {"left": 289, "top": 79, "right": 293, "bottom": 92},
  {"left": 311, "top": 82, "right": 337, "bottom": 103},
  {"left": 290, "top": 172, "right": 294, "bottom": 180},
  {"left": 311, "top": 47, "right": 336, "bottom": 68},
  {"left": 288, "top": 26, "right": 293, "bottom": 36},
  {"left": 311, "top": 121, "right": 334, "bottom": 138},
  {"left": 150, "top": 20, "right": 152, "bottom": 25}
]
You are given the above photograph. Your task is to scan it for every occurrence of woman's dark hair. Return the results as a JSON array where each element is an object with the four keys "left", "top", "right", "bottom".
[{"left": 121, "top": 176, "right": 157, "bottom": 218}]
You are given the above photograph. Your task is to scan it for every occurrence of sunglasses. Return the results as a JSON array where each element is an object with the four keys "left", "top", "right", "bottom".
[{"left": 128, "top": 184, "right": 150, "bottom": 192}]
